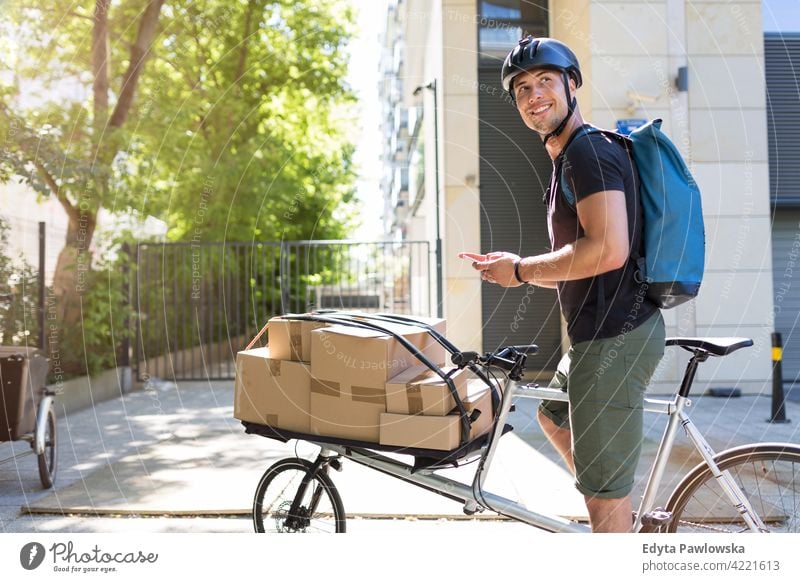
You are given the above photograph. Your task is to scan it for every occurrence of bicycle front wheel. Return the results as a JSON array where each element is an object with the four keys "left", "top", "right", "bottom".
[
  {"left": 665, "top": 443, "right": 800, "bottom": 533},
  {"left": 253, "top": 457, "right": 346, "bottom": 533}
]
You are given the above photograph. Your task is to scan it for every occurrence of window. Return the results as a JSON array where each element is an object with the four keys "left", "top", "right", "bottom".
[{"left": 478, "top": 1, "right": 548, "bottom": 62}]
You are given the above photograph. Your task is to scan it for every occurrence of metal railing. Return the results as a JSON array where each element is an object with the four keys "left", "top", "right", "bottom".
[{"left": 133, "top": 240, "right": 431, "bottom": 381}]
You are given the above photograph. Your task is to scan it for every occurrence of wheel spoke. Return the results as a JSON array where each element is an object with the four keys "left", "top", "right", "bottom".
[
  {"left": 667, "top": 447, "right": 800, "bottom": 533},
  {"left": 253, "top": 458, "right": 345, "bottom": 533}
]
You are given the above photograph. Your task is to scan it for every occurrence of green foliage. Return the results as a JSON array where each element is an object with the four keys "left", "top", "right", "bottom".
[
  {"left": 0, "top": 1, "right": 362, "bottom": 375},
  {"left": 0, "top": 218, "right": 40, "bottom": 347},
  {"left": 53, "top": 236, "right": 136, "bottom": 378},
  {"left": 0, "top": 1, "right": 359, "bottom": 241},
  {"left": 118, "top": 0, "right": 361, "bottom": 242}
]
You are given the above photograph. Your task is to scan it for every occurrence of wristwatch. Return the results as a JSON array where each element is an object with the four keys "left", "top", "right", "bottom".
[{"left": 513, "top": 259, "right": 526, "bottom": 284}]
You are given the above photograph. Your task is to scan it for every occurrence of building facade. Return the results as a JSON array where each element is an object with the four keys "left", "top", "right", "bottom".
[{"left": 380, "top": 0, "right": 779, "bottom": 395}]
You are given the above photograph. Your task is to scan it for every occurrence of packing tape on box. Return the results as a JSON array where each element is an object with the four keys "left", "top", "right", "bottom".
[
  {"left": 407, "top": 385, "right": 423, "bottom": 415},
  {"left": 290, "top": 321, "right": 302, "bottom": 360},
  {"left": 404, "top": 370, "right": 441, "bottom": 415},
  {"left": 310, "top": 378, "right": 340, "bottom": 397},
  {"left": 268, "top": 359, "right": 281, "bottom": 376},
  {"left": 351, "top": 385, "right": 386, "bottom": 405}
]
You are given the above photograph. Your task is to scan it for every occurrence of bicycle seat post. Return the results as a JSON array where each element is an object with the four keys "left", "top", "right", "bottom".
[{"left": 677, "top": 350, "right": 709, "bottom": 399}]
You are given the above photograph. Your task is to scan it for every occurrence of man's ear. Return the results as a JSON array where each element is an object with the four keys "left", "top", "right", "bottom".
[{"left": 568, "top": 75, "right": 578, "bottom": 93}]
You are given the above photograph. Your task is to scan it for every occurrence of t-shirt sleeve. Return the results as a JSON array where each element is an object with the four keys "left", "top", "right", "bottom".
[{"left": 562, "top": 134, "right": 627, "bottom": 203}]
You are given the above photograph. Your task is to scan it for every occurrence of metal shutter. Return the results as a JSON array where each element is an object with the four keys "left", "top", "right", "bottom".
[
  {"left": 766, "top": 33, "right": 800, "bottom": 205},
  {"left": 772, "top": 210, "right": 800, "bottom": 400},
  {"left": 477, "top": 67, "right": 562, "bottom": 372}
]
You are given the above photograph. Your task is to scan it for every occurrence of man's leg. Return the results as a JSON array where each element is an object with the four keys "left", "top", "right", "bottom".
[
  {"left": 585, "top": 495, "right": 632, "bottom": 533},
  {"left": 567, "top": 312, "right": 665, "bottom": 533},
  {"left": 537, "top": 408, "right": 575, "bottom": 474}
]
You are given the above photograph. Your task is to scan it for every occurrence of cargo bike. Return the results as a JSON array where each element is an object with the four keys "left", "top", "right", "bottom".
[
  {"left": 240, "top": 312, "right": 800, "bottom": 534},
  {"left": 0, "top": 295, "right": 57, "bottom": 489}
]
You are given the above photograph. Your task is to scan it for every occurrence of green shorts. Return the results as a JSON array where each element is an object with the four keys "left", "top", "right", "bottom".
[{"left": 539, "top": 311, "right": 665, "bottom": 499}]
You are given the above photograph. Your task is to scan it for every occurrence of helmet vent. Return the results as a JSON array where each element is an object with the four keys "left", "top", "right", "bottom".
[{"left": 527, "top": 40, "right": 539, "bottom": 61}]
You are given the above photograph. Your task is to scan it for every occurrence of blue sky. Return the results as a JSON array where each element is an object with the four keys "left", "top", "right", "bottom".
[
  {"left": 764, "top": 0, "right": 800, "bottom": 32},
  {"left": 346, "top": 0, "right": 388, "bottom": 240}
]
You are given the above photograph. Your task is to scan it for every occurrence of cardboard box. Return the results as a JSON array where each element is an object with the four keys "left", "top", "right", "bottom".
[
  {"left": 379, "top": 380, "right": 494, "bottom": 451},
  {"left": 378, "top": 413, "right": 460, "bottom": 451},
  {"left": 310, "top": 322, "right": 442, "bottom": 388},
  {"left": 234, "top": 347, "right": 311, "bottom": 433},
  {"left": 309, "top": 378, "right": 386, "bottom": 442},
  {"left": 403, "top": 315, "right": 447, "bottom": 367},
  {"left": 268, "top": 316, "right": 328, "bottom": 362},
  {"left": 385, "top": 366, "right": 468, "bottom": 416}
]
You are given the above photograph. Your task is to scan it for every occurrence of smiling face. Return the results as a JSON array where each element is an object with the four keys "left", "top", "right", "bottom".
[{"left": 512, "top": 68, "right": 575, "bottom": 135}]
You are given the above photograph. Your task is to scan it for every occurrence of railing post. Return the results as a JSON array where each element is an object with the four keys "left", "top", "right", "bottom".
[
  {"left": 120, "top": 242, "right": 132, "bottom": 393},
  {"left": 280, "top": 240, "right": 289, "bottom": 315},
  {"left": 38, "top": 221, "right": 45, "bottom": 351}
]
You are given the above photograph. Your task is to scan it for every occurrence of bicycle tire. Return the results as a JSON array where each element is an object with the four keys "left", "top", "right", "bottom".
[
  {"left": 664, "top": 443, "right": 800, "bottom": 533},
  {"left": 252, "top": 457, "right": 346, "bottom": 533},
  {"left": 37, "top": 404, "right": 57, "bottom": 489}
]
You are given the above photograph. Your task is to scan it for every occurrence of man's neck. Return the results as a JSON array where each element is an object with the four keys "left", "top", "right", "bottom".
[{"left": 544, "top": 113, "right": 585, "bottom": 161}]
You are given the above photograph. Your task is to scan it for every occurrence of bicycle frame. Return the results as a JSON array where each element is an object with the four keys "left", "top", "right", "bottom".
[{"left": 309, "top": 372, "right": 768, "bottom": 533}]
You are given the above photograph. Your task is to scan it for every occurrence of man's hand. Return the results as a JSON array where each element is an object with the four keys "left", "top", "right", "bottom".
[{"left": 458, "top": 251, "right": 523, "bottom": 287}]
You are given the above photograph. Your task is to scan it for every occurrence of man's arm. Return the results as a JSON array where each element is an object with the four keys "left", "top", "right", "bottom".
[
  {"left": 517, "top": 189, "right": 629, "bottom": 284},
  {"left": 464, "top": 190, "right": 629, "bottom": 287}
]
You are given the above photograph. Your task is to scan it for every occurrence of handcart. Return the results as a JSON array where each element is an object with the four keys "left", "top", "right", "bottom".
[{"left": 0, "top": 294, "right": 57, "bottom": 489}]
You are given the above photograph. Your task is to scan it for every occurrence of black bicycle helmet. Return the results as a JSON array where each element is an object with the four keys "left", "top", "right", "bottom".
[
  {"left": 501, "top": 36, "right": 582, "bottom": 144},
  {"left": 501, "top": 35, "right": 582, "bottom": 94}
]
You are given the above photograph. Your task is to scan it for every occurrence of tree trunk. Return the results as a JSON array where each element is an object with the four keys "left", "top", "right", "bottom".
[{"left": 52, "top": 208, "right": 97, "bottom": 328}]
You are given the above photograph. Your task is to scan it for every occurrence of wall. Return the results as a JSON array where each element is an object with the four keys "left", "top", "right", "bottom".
[{"left": 552, "top": 0, "right": 773, "bottom": 394}]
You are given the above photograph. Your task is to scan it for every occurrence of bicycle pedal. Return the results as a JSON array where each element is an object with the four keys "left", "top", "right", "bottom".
[{"left": 641, "top": 508, "right": 672, "bottom": 526}]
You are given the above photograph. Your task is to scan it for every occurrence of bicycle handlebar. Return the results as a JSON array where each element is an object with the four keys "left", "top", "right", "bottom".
[{"left": 450, "top": 343, "right": 538, "bottom": 374}]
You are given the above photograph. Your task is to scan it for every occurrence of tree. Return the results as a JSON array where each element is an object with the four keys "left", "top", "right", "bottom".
[{"left": 0, "top": 1, "right": 358, "bottom": 371}]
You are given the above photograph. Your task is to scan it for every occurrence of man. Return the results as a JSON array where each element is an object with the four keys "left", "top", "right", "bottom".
[{"left": 460, "top": 36, "right": 665, "bottom": 532}]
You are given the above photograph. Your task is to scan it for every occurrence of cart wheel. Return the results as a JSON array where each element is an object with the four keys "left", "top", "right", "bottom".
[{"left": 37, "top": 404, "right": 57, "bottom": 489}]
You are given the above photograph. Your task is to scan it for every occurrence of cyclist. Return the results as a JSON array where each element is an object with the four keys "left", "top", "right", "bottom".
[{"left": 460, "top": 36, "right": 665, "bottom": 532}]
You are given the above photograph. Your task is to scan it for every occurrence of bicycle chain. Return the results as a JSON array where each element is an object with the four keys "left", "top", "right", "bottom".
[{"left": 676, "top": 519, "right": 736, "bottom": 533}]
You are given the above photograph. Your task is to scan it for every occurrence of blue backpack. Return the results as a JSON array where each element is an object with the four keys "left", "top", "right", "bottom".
[{"left": 561, "top": 119, "right": 704, "bottom": 309}]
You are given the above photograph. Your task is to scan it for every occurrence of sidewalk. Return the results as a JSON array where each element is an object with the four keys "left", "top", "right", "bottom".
[{"left": 1, "top": 376, "right": 798, "bottom": 534}]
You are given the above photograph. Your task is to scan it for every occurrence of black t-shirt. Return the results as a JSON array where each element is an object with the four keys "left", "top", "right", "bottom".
[{"left": 546, "top": 125, "right": 658, "bottom": 344}]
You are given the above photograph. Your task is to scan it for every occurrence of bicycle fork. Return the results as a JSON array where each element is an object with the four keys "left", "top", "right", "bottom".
[{"left": 285, "top": 451, "right": 340, "bottom": 531}]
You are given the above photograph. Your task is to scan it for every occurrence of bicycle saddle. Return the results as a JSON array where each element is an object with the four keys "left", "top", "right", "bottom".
[{"left": 666, "top": 337, "right": 753, "bottom": 357}]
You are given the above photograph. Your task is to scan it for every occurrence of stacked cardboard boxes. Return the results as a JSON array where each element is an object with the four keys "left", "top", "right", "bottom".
[
  {"left": 233, "top": 316, "right": 327, "bottom": 433},
  {"left": 379, "top": 377, "right": 495, "bottom": 451},
  {"left": 308, "top": 321, "right": 446, "bottom": 442},
  {"left": 234, "top": 313, "right": 496, "bottom": 451}
]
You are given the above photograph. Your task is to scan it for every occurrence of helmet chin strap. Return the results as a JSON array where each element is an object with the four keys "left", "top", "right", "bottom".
[{"left": 542, "top": 72, "right": 576, "bottom": 146}]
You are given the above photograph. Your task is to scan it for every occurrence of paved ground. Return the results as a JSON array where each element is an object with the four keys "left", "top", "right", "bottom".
[{"left": 1, "top": 375, "right": 798, "bottom": 534}]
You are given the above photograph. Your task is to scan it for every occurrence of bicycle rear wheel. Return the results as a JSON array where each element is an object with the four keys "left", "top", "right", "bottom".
[
  {"left": 253, "top": 457, "right": 346, "bottom": 533},
  {"left": 665, "top": 443, "right": 800, "bottom": 533}
]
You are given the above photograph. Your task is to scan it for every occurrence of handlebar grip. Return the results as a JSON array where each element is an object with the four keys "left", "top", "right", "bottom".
[
  {"left": 486, "top": 354, "right": 516, "bottom": 370},
  {"left": 509, "top": 344, "right": 538, "bottom": 355}
]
